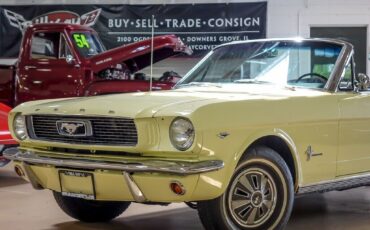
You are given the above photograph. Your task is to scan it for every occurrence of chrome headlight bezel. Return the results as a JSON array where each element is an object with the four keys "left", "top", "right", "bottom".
[
  {"left": 13, "top": 114, "right": 28, "bottom": 141},
  {"left": 169, "top": 117, "right": 195, "bottom": 151}
]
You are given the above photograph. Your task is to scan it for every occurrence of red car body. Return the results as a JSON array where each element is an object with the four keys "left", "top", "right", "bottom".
[
  {"left": 0, "top": 103, "right": 17, "bottom": 167},
  {"left": 0, "top": 23, "right": 191, "bottom": 107}
]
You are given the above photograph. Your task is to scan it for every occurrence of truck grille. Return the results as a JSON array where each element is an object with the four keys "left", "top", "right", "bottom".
[{"left": 29, "top": 115, "right": 138, "bottom": 146}]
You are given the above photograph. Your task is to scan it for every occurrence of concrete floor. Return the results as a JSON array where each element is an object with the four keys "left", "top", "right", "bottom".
[{"left": 1, "top": 164, "right": 370, "bottom": 230}]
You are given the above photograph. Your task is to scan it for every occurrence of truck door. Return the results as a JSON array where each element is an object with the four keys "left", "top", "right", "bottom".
[{"left": 17, "top": 31, "right": 83, "bottom": 105}]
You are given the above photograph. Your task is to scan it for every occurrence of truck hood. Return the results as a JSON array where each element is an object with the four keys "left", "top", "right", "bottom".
[
  {"left": 14, "top": 84, "right": 329, "bottom": 119},
  {"left": 90, "top": 35, "right": 192, "bottom": 73}
]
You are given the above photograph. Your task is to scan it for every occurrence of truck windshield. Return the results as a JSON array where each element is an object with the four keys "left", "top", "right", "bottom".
[
  {"left": 177, "top": 40, "right": 343, "bottom": 89},
  {"left": 71, "top": 32, "right": 106, "bottom": 58}
]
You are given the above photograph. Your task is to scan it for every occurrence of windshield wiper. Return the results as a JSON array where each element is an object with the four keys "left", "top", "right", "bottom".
[
  {"left": 233, "top": 79, "right": 271, "bottom": 84},
  {"left": 176, "top": 82, "right": 222, "bottom": 88}
]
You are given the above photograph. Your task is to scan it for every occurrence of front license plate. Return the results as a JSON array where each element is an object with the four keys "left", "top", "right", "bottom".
[{"left": 58, "top": 170, "right": 96, "bottom": 200}]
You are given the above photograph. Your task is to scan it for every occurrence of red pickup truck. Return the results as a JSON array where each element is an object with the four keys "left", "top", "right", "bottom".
[
  {"left": 0, "top": 23, "right": 191, "bottom": 108},
  {"left": 0, "top": 23, "right": 191, "bottom": 166}
]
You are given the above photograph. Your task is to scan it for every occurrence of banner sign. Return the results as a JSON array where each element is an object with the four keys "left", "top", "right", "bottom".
[{"left": 0, "top": 2, "right": 266, "bottom": 58}]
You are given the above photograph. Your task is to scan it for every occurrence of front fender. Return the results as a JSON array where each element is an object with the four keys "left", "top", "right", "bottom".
[
  {"left": 234, "top": 128, "right": 302, "bottom": 189},
  {"left": 192, "top": 128, "right": 301, "bottom": 200}
]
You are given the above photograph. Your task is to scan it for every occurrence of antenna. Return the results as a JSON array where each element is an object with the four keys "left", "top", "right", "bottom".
[{"left": 149, "top": 14, "right": 155, "bottom": 92}]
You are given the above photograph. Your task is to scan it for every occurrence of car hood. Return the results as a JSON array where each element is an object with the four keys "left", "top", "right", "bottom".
[{"left": 13, "top": 84, "right": 330, "bottom": 119}]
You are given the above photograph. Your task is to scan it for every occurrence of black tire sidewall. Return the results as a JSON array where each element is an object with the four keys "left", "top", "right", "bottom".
[{"left": 53, "top": 191, "right": 131, "bottom": 222}]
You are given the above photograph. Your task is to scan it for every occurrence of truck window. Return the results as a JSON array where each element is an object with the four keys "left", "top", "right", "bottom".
[
  {"left": 71, "top": 32, "right": 105, "bottom": 58},
  {"left": 31, "top": 32, "right": 59, "bottom": 60}
]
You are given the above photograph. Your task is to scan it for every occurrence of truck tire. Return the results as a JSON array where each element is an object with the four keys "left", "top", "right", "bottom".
[
  {"left": 53, "top": 191, "right": 131, "bottom": 222},
  {"left": 198, "top": 146, "right": 294, "bottom": 230}
]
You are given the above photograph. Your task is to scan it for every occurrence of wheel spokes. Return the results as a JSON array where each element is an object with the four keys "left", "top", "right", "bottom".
[
  {"left": 260, "top": 175, "right": 268, "bottom": 192},
  {"left": 239, "top": 175, "right": 255, "bottom": 193},
  {"left": 232, "top": 199, "right": 252, "bottom": 210},
  {"left": 246, "top": 207, "right": 258, "bottom": 224},
  {"left": 228, "top": 168, "right": 278, "bottom": 228}
]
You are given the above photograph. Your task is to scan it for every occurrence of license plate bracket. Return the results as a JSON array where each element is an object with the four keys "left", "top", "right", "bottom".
[{"left": 58, "top": 170, "right": 96, "bottom": 200}]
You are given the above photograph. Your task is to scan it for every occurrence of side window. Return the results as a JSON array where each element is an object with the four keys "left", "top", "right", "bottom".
[
  {"left": 31, "top": 32, "right": 60, "bottom": 59},
  {"left": 339, "top": 59, "right": 354, "bottom": 91},
  {"left": 59, "top": 35, "right": 72, "bottom": 59}
]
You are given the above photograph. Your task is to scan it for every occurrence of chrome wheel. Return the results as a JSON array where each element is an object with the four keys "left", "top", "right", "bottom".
[{"left": 227, "top": 167, "right": 277, "bottom": 228}]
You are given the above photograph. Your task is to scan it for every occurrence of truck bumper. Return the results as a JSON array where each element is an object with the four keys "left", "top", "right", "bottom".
[{"left": 4, "top": 147, "right": 225, "bottom": 202}]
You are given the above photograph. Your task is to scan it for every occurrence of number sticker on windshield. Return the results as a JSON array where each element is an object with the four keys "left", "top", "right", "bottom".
[{"left": 73, "top": 34, "right": 90, "bottom": 48}]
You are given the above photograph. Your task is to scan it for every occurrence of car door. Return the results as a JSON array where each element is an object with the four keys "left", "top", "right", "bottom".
[
  {"left": 337, "top": 58, "right": 370, "bottom": 175},
  {"left": 17, "top": 31, "right": 83, "bottom": 105}
]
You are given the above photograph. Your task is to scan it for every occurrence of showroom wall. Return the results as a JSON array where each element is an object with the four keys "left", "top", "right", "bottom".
[{"left": 1, "top": 0, "right": 370, "bottom": 74}]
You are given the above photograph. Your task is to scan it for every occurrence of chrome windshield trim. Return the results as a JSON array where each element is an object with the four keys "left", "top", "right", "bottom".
[
  {"left": 177, "top": 38, "right": 354, "bottom": 93},
  {"left": 327, "top": 44, "right": 354, "bottom": 92},
  {"left": 3, "top": 147, "right": 224, "bottom": 175}
]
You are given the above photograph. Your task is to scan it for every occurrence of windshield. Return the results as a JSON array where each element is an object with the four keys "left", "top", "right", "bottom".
[
  {"left": 71, "top": 31, "right": 106, "bottom": 58},
  {"left": 178, "top": 40, "right": 343, "bottom": 89}
]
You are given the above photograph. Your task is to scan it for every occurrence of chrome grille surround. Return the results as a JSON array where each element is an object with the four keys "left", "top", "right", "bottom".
[{"left": 28, "top": 115, "right": 138, "bottom": 146}]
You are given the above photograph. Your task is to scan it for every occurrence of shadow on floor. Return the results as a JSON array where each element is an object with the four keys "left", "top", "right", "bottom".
[
  {"left": 49, "top": 191, "right": 370, "bottom": 230},
  {"left": 51, "top": 208, "right": 203, "bottom": 230},
  {"left": 0, "top": 167, "right": 28, "bottom": 188}
]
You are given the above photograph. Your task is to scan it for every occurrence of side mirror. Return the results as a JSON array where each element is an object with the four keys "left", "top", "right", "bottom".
[
  {"left": 355, "top": 73, "right": 370, "bottom": 92},
  {"left": 66, "top": 54, "right": 75, "bottom": 64}
]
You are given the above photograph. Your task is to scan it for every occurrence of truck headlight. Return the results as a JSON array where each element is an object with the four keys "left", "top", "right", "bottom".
[
  {"left": 13, "top": 114, "right": 27, "bottom": 140},
  {"left": 169, "top": 117, "right": 195, "bottom": 151}
]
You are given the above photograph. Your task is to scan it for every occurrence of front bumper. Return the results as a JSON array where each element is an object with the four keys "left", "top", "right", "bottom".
[
  {"left": 0, "top": 144, "right": 19, "bottom": 167},
  {"left": 4, "top": 147, "right": 224, "bottom": 202}
]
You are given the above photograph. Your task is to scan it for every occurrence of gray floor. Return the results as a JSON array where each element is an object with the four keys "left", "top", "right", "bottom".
[{"left": 1, "top": 164, "right": 370, "bottom": 230}]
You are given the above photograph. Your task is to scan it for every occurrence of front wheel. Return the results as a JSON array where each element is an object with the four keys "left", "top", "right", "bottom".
[
  {"left": 53, "top": 191, "right": 131, "bottom": 222},
  {"left": 198, "top": 146, "right": 294, "bottom": 230}
]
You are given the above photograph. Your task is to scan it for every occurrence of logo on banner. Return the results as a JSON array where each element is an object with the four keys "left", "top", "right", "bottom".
[{"left": 4, "top": 9, "right": 101, "bottom": 33}]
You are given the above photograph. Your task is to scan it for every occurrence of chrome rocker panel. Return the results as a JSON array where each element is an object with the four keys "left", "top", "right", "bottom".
[
  {"left": 298, "top": 173, "right": 370, "bottom": 195},
  {"left": 3, "top": 147, "right": 224, "bottom": 175}
]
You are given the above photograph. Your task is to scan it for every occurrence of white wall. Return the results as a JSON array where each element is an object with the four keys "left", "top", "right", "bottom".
[{"left": 2, "top": 0, "right": 370, "bottom": 73}]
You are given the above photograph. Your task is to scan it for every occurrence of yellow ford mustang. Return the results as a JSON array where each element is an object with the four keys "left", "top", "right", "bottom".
[{"left": 5, "top": 38, "right": 370, "bottom": 229}]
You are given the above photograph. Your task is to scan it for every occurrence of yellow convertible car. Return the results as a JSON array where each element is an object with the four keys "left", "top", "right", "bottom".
[{"left": 5, "top": 38, "right": 370, "bottom": 230}]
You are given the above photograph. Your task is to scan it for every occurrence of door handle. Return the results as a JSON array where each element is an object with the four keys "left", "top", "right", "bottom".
[
  {"left": 32, "top": 80, "right": 42, "bottom": 85},
  {"left": 25, "top": 65, "right": 37, "bottom": 70}
]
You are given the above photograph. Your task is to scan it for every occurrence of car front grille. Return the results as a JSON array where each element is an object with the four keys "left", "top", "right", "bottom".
[{"left": 29, "top": 115, "right": 138, "bottom": 146}]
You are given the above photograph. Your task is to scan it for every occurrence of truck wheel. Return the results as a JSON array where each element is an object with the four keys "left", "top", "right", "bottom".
[
  {"left": 53, "top": 191, "right": 131, "bottom": 222},
  {"left": 198, "top": 146, "right": 294, "bottom": 230}
]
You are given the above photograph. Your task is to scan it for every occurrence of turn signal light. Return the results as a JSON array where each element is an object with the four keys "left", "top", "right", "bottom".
[
  {"left": 14, "top": 166, "right": 25, "bottom": 177},
  {"left": 170, "top": 181, "right": 186, "bottom": 195}
]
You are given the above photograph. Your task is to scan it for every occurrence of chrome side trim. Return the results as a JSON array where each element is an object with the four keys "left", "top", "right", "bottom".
[
  {"left": 298, "top": 173, "right": 370, "bottom": 195},
  {"left": 4, "top": 147, "right": 224, "bottom": 175},
  {"left": 123, "top": 172, "right": 147, "bottom": 202}
]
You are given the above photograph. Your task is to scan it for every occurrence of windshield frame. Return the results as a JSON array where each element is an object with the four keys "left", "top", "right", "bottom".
[{"left": 175, "top": 38, "right": 353, "bottom": 92}]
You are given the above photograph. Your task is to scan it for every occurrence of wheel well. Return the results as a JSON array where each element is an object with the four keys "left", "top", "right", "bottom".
[{"left": 246, "top": 136, "right": 297, "bottom": 186}]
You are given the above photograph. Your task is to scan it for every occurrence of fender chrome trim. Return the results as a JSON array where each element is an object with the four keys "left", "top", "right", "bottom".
[{"left": 3, "top": 147, "right": 224, "bottom": 175}]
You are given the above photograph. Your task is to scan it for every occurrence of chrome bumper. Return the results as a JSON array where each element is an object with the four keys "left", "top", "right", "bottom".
[{"left": 3, "top": 147, "right": 224, "bottom": 175}]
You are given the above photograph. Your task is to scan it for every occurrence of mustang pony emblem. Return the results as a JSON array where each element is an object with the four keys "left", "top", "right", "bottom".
[
  {"left": 56, "top": 120, "right": 92, "bottom": 137},
  {"left": 60, "top": 123, "right": 84, "bottom": 135}
]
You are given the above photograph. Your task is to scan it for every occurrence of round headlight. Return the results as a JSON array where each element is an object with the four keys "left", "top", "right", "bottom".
[
  {"left": 169, "top": 117, "right": 195, "bottom": 151},
  {"left": 13, "top": 114, "right": 27, "bottom": 140}
]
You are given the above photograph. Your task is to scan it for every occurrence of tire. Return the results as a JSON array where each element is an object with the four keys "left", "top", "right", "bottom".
[
  {"left": 198, "top": 146, "right": 294, "bottom": 230},
  {"left": 53, "top": 191, "right": 131, "bottom": 222}
]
